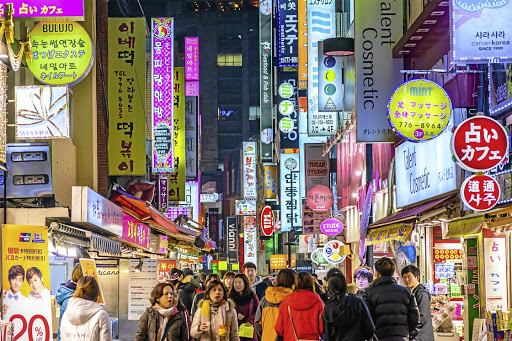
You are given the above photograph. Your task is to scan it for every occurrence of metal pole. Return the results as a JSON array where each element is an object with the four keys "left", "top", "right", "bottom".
[
  {"left": 3, "top": 165, "right": 6, "bottom": 224},
  {"left": 365, "top": 145, "right": 374, "bottom": 268}
]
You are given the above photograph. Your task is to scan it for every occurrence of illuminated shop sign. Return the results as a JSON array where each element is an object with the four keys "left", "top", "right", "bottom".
[
  {"left": 277, "top": 0, "right": 298, "bottom": 67},
  {"left": 0, "top": 1, "right": 85, "bottom": 20}
]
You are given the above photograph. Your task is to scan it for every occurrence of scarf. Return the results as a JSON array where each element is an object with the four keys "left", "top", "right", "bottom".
[
  {"left": 153, "top": 304, "right": 177, "bottom": 341},
  {"left": 229, "top": 290, "right": 253, "bottom": 307},
  {"left": 200, "top": 299, "right": 229, "bottom": 338}
]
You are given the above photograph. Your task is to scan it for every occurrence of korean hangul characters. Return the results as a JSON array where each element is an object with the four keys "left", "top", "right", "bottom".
[
  {"left": 59, "top": 39, "right": 68, "bottom": 48},
  {"left": 59, "top": 63, "right": 68, "bottom": 70},
  {"left": 49, "top": 39, "right": 59, "bottom": 48},
  {"left": 491, "top": 31, "right": 506, "bottom": 38},
  {"left": 475, "top": 31, "right": 489, "bottom": 39},
  {"left": 118, "top": 160, "right": 134, "bottom": 172},
  {"left": 128, "top": 94, "right": 134, "bottom": 103},
  {"left": 78, "top": 38, "right": 86, "bottom": 48},
  {"left": 173, "top": 95, "right": 179, "bottom": 107},
  {"left": 118, "top": 36, "right": 136, "bottom": 49},
  {"left": 127, "top": 78, "right": 134, "bottom": 85},
  {"left": 118, "top": 51, "right": 135, "bottom": 66},
  {"left": 68, "top": 39, "right": 77, "bottom": 48},
  {"left": 32, "top": 40, "right": 39, "bottom": 48},
  {"left": 117, "top": 122, "right": 134, "bottom": 138},
  {"left": 154, "top": 74, "right": 163, "bottom": 86},
  {"left": 154, "top": 89, "right": 163, "bottom": 101},
  {"left": 49, "top": 62, "right": 58, "bottom": 71},
  {"left": 69, "top": 63, "right": 77, "bottom": 70},
  {"left": 40, "top": 63, "right": 48, "bottom": 71},
  {"left": 120, "top": 140, "right": 132, "bottom": 157},
  {"left": 40, "top": 39, "right": 48, "bottom": 49},
  {"left": 127, "top": 86, "right": 135, "bottom": 94},
  {"left": 154, "top": 41, "right": 162, "bottom": 54},
  {"left": 119, "top": 22, "right": 135, "bottom": 34}
]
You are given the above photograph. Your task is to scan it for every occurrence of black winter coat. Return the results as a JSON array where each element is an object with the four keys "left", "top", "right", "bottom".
[
  {"left": 362, "top": 276, "right": 420, "bottom": 341},
  {"left": 412, "top": 284, "right": 435, "bottom": 341},
  {"left": 177, "top": 282, "right": 196, "bottom": 313},
  {"left": 135, "top": 307, "right": 189, "bottom": 341},
  {"left": 322, "top": 293, "right": 375, "bottom": 341}
]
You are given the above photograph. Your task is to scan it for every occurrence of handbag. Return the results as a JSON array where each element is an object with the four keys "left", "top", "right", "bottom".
[
  {"left": 287, "top": 306, "right": 318, "bottom": 341},
  {"left": 239, "top": 323, "right": 255, "bottom": 338}
]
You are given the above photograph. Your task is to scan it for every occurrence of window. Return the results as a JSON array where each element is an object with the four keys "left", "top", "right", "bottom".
[{"left": 217, "top": 53, "right": 242, "bottom": 66}]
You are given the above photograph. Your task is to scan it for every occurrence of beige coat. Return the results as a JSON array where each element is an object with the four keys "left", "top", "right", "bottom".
[{"left": 190, "top": 299, "right": 239, "bottom": 341}]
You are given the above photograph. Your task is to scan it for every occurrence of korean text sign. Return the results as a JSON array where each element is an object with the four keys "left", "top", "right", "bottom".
[
  {"left": 185, "top": 37, "right": 199, "bottom": 80},
  {"left": 280, "top": 153, "right": 302, "bottom": 232},
  {"left": 264, "top": 164, "right": 278, "bottom": 199},
  {"left": 151, "top": 18, "right": 174, "bottom": 174},
  {"left": 185, "top": 97, "right": 198, "bottom": 179},
  {"left": 243, "top": 216, "right": 258, "bottom": 265},
  {"left": 108, "top": 18, "right": 146, "bottom": 176},
  {"left": 2, "top": 225, "right": 52, "bottom": 341},
  {"left": 122, "top": 213, "right": 150, "bottom": 249},
  {"left": 243, "top": 141, "right": 257, "bottom": 200},
  {"left": 157, "top": 259, "right": 176, "bottom": 282},
  {"left": 0, "top": 1, "right": 85, "bottom": 20},
  {"left": 461, "top": 174, "right": 500, "bottom": 211},
  {"left": 452, "top": 0, "right": 512, "bottom": 64},
  {"left": 169, "top": 67, "right": 186, "bottom": 201},
  {"left": 278, "top": 0, "right": 298, "bottom": 66}
]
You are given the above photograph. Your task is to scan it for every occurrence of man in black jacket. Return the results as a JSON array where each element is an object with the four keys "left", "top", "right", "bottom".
[
  {"left": 402, "top": 265, "right": 435, "bottom": 341},
  {"left": 362, "top": 258, "right": 420, "bottom": 341}
]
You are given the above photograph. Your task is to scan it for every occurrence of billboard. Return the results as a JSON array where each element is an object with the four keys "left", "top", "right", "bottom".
[
  {"left": 243, "top": 141, "right": 257, "bottom": 200},
  {"left": 305, "top": 143, "right": 330, "bottom": 193},
  {"left": 170, "top": 67, "right": 186, "bottom": 201},
  {"left": 226, "top": 216, "right": 239, "bottom": 264},
  {"left": 185, "top": 96, "right": 198, "bottom": 179},
  {"left": 185, "top": 37, "right": 199, "bottom": 80},
  {"left": 278, "top": 0, "right": 298, "bottom": 67},
  {"left": 259, "top": 0, "right": 273, "bottom": 161},
  {"left": 280, "top": 152, "right": 302, "bottom": 232}
]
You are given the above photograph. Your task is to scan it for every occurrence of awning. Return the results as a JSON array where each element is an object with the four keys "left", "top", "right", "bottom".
[
  {"left": 443, "top": 215, "right": 484, "bottom": 238},
  {"left": 366, "top": 223, "right": 414, "bottom": 245},
  {"left": 90, "top": 233, "right": 122, "bottom": 257}
]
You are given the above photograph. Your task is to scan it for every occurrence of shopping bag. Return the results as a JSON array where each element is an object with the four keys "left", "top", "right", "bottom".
[{"left": 239, "top": 323, "right": 255, "bottom": 338}]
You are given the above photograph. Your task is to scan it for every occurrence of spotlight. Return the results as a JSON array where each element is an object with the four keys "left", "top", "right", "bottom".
[{"left": 134, "top": 259, "right": 143, "bottom": 272}]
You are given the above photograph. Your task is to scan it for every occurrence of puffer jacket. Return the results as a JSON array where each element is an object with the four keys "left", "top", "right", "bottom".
[
  {"left": 322, "top": 293, "right": 375, "bottom": 341},
  {"left": 60, "top": 297, "right": 111, "bottom": 341},
  {"left": 190, "top": 299, "right": 239, "bottom": 341},
  {"left": 56, "top": 280, "right": 76, "bottom": 341},
  {"left": 255, "top": 286, "right": 293, "bottom": 340},
  {"left": 362, "top": 277, "right": 420, "bottom": 341},
  {"left": 135, "top": 306, "right": 189, "bottom": 341},
  {"left": 275, "top": 290, "right": 324, "bottom": 341},
  {"left": 177, "top": 280, "right": 197, "bottom": 313},
  {"left": 412, "top": 284, "right": 435, "bottom": 341}
]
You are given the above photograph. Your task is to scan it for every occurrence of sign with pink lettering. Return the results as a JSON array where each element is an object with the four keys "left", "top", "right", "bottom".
[
  {"left": 185, "top": 37, "right": 199, "bottom": 80},
  {"left": 122, "top": 214, "right": 150, "bottom": 249},
  {"left": 0, "top": 1, "right": 84, "bottom": 20},
  {"left": 151, "top": 18, "right": 174, "bottom": 173},
  {"left": 186, "top": 81, "right": 199, "bottom": 96}
]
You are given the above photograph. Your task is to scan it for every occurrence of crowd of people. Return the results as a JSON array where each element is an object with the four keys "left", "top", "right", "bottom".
[{"left": 53, "top": 257, "right": 434, "bottom": 341}]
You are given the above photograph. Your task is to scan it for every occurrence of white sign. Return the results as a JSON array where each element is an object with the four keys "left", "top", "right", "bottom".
[
  {"left": 484, "top": 237, "right": 508, "bottom": 311},
  {"left": 395, "top": 117, "right": 457, "bottom": 207},
  {"left": 355, "top": 0, "right": 403, "bottom": 142},
  {"left": 243, "top": 141, "right": 257, "bottom": 199},
  {"left": 280, "top": 153, "right": 302, "bottom": 232},
  {"left": 235, "top": 199, "right": 257, "bottom": 216},
  {"left": 71, "top": 186, "right": 123, "bottom": 236},
  {"left": 15, "top": 86, "right": 70, "bottom": 139},
  {"left": 200, "top": 193, "right": 219, "bottom": 203},
  {"left": 279, "top": 118, "right": 294, "bottom": 133},
  {"left": 307, "top": 0, "right": 337, "bottom": 136},
  {"left": 243, "top": 216, "right": 258, "bottom": 265},
  {"left": 185, "top": 181, "right": 199, "bottom": 222},
  {"left": 323, "top": 240, "right": 346, "bottom": 264},
  {"left": 318, "top": 52, "right": 343, "bottom": 112},
  {"left": 128, "top": 259, "right": 158, "bottom": 320}
]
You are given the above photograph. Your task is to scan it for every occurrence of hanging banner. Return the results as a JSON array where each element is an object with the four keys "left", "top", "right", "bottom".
[
  {"left": 443, "top": 216, "right": 484, "bottom": 238},
  {"left": 151, "top": 17, "right": 174, "bottom": 174},
  {"left": 169, "top": 67, "right": 186, "bottom": 201},
  {"left": 298, "top": 0, "right": 307, "bottom": 88},
  {"left": 243, "top": 141, "right": 257, "bottom": 200},
  {"left": 278, "top": 0, "right": 298, "bottom": 66},
  {"left": 355, "top": 0, "right": 403, "bottom": 143},
  {"left": 243, "top": 216, "right": 258, "bottom": 265},
  {"left": 366, "top": 223, "right": 413, "bottom": 245},
  {"left": 185, "top": 37, "right": 199, "bottom": 80},
  {"left": 185, "top": 96, "right": 198, "bottom": 180},
  {"left": 489, "top": 63, "right": 512, "bottom": 116},
  {"left": 305, "top": 143, "right": 330, "bottom": 193},
  {"left": 157, "top": 175, "right": 169, "bottom": 212},
  {"left": 260, "top": 0, "right": 273, "bottom": 161},
  {"left": 79, "top": 259, "right": 105, "bottom": 304},
  {"left": 452, "top": 0, "right": 512, "bottom": 64},
  {"left": 108, "top": 18, "right": 146, "bottom": 175},
  {"left": 2, "top": 225, "right": 51, "bottom": 341},
  {"left": 318, "top": 49, "right": 343, "bottom": 112},
  {"left": 157, "top": 259, "right": 177, "bottom": 282},
  {"left": 280, "top": 152, "right": 302, "bottom": 232},
  {"left": 207, "top": 213, "right": 220, "bottom": 246},
  {"left": 278, "top": 71, "right": 299, "bottom": 149},
  {"left": 128, "top": 259, "right": 158, "bottom": 320},
  {"left": 122, "top": 213, "right": 150, "bottom": 249},
  {"left": 226, "top": 216, "right": 239, "bottom": 264},
  {"left": 264, "top": 164, "right": 278, "bottom": 199},
  {"left": 483, "top": 236, "right": 509, "bottom": 310}
]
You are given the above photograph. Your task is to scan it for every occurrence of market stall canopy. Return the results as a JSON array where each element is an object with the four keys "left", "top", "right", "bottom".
[{"left": 443, "top": 215, "right": 484, "bottom": 238}]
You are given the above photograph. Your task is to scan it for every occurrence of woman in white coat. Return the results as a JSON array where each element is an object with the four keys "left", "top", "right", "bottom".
[{"left": 60, "top": 276, "right": 111, "bottom": 341}]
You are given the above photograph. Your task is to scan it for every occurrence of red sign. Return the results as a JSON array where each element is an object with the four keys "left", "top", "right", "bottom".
[
  {"left": 260, "top": 205, "right": 275, "bottom": 236},
  {"left": 306, "top": 185, "right": 334, "bottom": 213},
  {"left": 451, "top": 116, "right": 508, "bottom": 172},
  {"left": 461, "top": 174, "right": 500, "bottom": 211},
  {"left": 157, "top": 259, "right": 177, "bottom": 282}
]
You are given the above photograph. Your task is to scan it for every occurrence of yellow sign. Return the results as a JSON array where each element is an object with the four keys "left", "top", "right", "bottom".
[
  {"left": 27, "top": 21, "right": 94, "bottom": 86},
  {"left": 108, "top": 18, "right": 146, "bottom": 176},
  {"left": 2, "top": 225, "right": 52, "bottom": 340},
  {"left": 366, "top": 223, "right": 413, "bottom": 245},
  {"left": 232, "top": 263, "right": 240, "bottom": 271},
  {"left": 387, "top": 79, "right": 452, "bottom": 142},
  {"left": 298, "top": 0, "right": 307, "bottom": 89},
  {"left": 218, "top": 261, "right": 228, "bottom": 271},
  {"left": 79, "top": 259, "right": 105, "bottom": 305},
  {"left": 444, "top": 216, "right": 483, "bottom": 238},
  {"left": 264, "top": 164, "right": 278, "bottom": 199},
  {"left": 270, "top": 254, "right": 288, "bottom": 270},
  {"left": 169, "top": 67, "right": 185, "bottom": 201}
]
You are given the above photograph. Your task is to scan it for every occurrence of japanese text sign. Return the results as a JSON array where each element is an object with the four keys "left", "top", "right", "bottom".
[
  {"left": 264, "top": 164, "right": 278, "bottom": 199},
  {"left": 452, "top": 115, "right": 508, "bottom": 172},
  {"left": 27, "top": 21, "right": 93, "bottom": 86},
  {"left": 108, "top": 18, "right": 146, "bottom": 176},
  {"left": 157, "top": 175, "right": 168, "bottom": 212},
  {"left": 260, "top": 205, "right": 275, "bottom": 236},
  {"left": 243, "top": 216, "right": 258, "bottom": 265},
  {"left": 483, "top": 236, "right": 508, "bottom": 310},
  {"left": 122, "top": 214, "right": 150, "bottom": 249},
  {"left": 278, "top": 72, "right": 299, "bottom": 149},
  {"left": 388, "top": 79, "right": 452, "bottom": 142},
  {"left": 461, "top": 174, "right": 500, "bottom": 211},
  {"left": 0, "top": 1, "right": 84, "bottom": 20},
  {"left": 157, "top": 259, "right": 176, "bottom": 282},
  {"left": 151, "top": 18, "right": 174, "bottom": 174},
  {"left": 297, "top": 0, "right": 307, "bottom": 88},
  {"left": 185, "top": 37, "right": 199, "bottom": 80},
  {"left": 278, "top": 0, "right": 298, "bottom": 66},
  {"left": 169, "top": 67, "right": 186, "bottom": 201},
  {"left": 306, "top": 185, "right": 334, "bottom": 213},
  {"left": 243, "top": 141, "right": 257, "bottom": 200},
  {"left": 280, "top": 153, "right": 302, "bottom": 232}
]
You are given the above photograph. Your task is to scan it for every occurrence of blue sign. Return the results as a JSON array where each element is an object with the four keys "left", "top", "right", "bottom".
[{"left": 278, "top": 0, "right": 298, "bottom": 67}]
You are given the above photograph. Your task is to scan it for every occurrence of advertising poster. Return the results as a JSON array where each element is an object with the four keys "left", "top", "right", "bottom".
[
  {"left": 305, "top": 143, "right": 330, "bottom": 193},
  {"left": 2, "top": 225, "right": 51, "bottom": 341},
  {"left": 483, "top": 236, "right": 509, "bottom": 311},
  {"left": 79, "top": 259, "right": 105, "bottom": 304},
  {"left": 157, "top": 259, "right": 177, "bottom": 282},
  {"left": 128, "top": 259, "right": 158, "bottom": 320},
  {"left": 280, "top": 153, "right": 302, "bottom": 232},
  {"left": 170, "top": 67, "right": 186, "bottom": 201},
  {"left": 259, "top": 0, "right": 273, "bottom": 162},
  {"left": 108, "top": 18, "right": 146, "bottom": 175},
  {"left": 278, "top": 0, "right": 299, "bottom": 66},
  {"left": 243, "top": 216, "right": 258, "bottom": 265},
  {"left": 243, "top": 141, "right": 257, "bottom": 200},
  {"left": 278, "top": 71, "right": 299, "bottom": 149}
]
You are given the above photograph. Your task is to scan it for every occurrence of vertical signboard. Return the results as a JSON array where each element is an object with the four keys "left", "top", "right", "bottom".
[
  {"left": 355, "top": 0, "right": 402, "bottom": 143},
  {"left": 305, "top": 143, "right": 330, "bottom": 193},
  {"left": 278, "top": 0, "right": 298, "bottom": 67},
  {"left": 185, "top": 96, "right": 198, "bottom": 179},
  {"left": 280, "top": 153, "right": 302, "bottom": 232},
  {"left": 298, "top": 0, "right": 307, "bottom": 88},
  {"left": 278, "top": 71, "right": 300, "bottom": 149},
  {"left": 243, "top": 216, "right": 258, "bottom": 265},
  {"left": 128, "top": 259, "right": 158, "bottom": 320},
  {"left": 260, "top": 0, "right": 273, "bottom": 162},
  {"left": 226, "top": 216, "right": 239, "bottom": 264},
  {"left": 185, "top": 181, "right": 200, "bottom": 222},
  {"left": 108, "top": 18, "right": 146, "bottom": 175},
  {"left": 307, "top": 0, "right": 336, "bottom": 136},
  {"left": 243, "top": 141, "right": 257, "bottom": 200},
  {"left": 489, "top": 63, "right": 512, "bottom": 116},
  {"left": 157, "top": 175, "right": 169, "bottom": 212},
  {"left": 185, "top": 37, "right": 199, "bottom": 80},
  {"left": 151, "top": 18, "right": 174, "bottom": 174},
  {"left": 170, "top": 67, "right": 186, "bottom": 201},
  {"left": 264, "top": 164, "right": 278, "bottom": 199},
  {"left": 208, "top": 213, "right": 220, "bottom": 246},
  {"left": 484, "top": 235, "right": 509, "bottom": 310},
  {"left": 318, "top": 48, "right": 343, "bottom": 112}
]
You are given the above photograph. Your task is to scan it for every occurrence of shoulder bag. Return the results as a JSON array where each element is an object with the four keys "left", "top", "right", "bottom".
[{"left": 287, "top": 306, "right": 318, "bottom": 341}]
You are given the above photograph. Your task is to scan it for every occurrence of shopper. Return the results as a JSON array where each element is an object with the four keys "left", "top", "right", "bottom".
[
  {"left": 322, "top": 272, "right": 375, "bottom": 341},
  {"left": 136, "top": 283, "right": 189, "bottom": 341},
  {"left": 243, "top": 262, "right": 268, "bottom": 301},
  {"left": 223, "top": 272, "right": 236, "bottom": 292},
  {"left": 362, "top": 258, "right": 420, "bottom": 341},
  {"left": 354, "top": 266, "right": 374, "bottom": 298},
  {"left": 192, "top": 274, "right": 221, "bottom": 318},
  {"left": 190, "top": 280, "right": 239, "bottom": 341},
  {"left": 229, "top": 274, "right": 259, "bottom": 341},
  {"left": 172, "top": 269, "right": 197, "bottom": 313},
  {"left": 56, "top": 263, "right": 83, "bottom": 341},
  {"left": 275, "top": 272, "right": 324, "bottom": 341},
  {"left": 255, "top": 269, "right": 295, "bottom": 341},
  {"left": 401, "top": 265, "right": 435, "bottom": 341},
  {"left": 60, "top": 276, "right": 111, "bottom": 341}
]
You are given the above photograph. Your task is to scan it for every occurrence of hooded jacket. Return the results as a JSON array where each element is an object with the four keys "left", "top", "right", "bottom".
[
  {"left": 275, "top": 290, "right": 324, "bottom": 341},
  {"left": 411, "top": 284, "right": 435, "bottom": 341},
  {"left": 190, "top": 299, "right": 239, "bottom": 341},
  {"left": 250, "top": 276, "right": 269, "bottom": 301},
  {"left": 135, "top": 306, "right": 189, "bottom": 341},
  {"left": 255, "top": 286, "right": 293, "bottom": 341},
  {"left": 322, "top": 294, "right": 375, "bottom": 341},
  {"left": 56, "top": 280, "right": 77, "bottom": 341},
  {"left": 177, "top": 278, "right": 198, "bottom": 313},
  {"left": 60, "top": 297, "right": 111, "bottom": 341}
]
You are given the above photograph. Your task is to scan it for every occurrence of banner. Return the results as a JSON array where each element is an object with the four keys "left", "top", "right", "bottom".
[
  {"left": 278, "top": 71, "right": 299, "bottom": 149},
  {"left": 0, "top": 1, "right": 85, "bottom": 20},
  {"left": 79, "top": 259, "right": 105, "bottom": 304},
  {"left": 317, "top": 48, "right": 342, "bottom": 112},
  {"left": 298, "top": 0, "right": 307, "bottom": 88},
  {"left": 2, "top": 225, "right": 51, "bottom": 341},
  {"left": 264, "top": 164, "right": 278, "bottom": 199},
  {"left": 280, "top": 153, "right": 302, "bottom": 232},
  {"left": 108, "top": 18, "right": 146, "bottom": 175},
  {"left": 157, "top": 259, "right": 177, "bottom": 282},
  {"left": 170, "top": 67, "right": 186, "bottom": 201},
  {"left": 128, "top": 259, "right": 157, "bottom": 320},
  {"left": 243, "top": 141, "right": 257, "bottom": 200},
  {"left": 185, "top": 96, "right": 198, "bottom": 180},
  {"left": 278, "top": 0, "right": 298, "bottom": 66},
  {"left": 226, "top": 216, "right": 239, "bottom": 264},
  {"left": 259, "top": 0, "right": 273, "bottom": 161},
  {"left": 305, "top": 143, "right": 330, "bottom": 193},
  {"left": 365, "top": 223, "right": 413, "bottom": 246},
  {"left": 185, "top": 37, "right": 199, "bottom": 80},
  {"left": 151, "top": 18, "right": 174, "bottom": 174},
  {"left": 243, "top": 216, "right": 258, "bottom": 265}
]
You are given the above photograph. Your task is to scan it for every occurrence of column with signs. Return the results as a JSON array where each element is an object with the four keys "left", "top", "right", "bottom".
[
  {"left": 170, "top": 67, "right": 186, "bottom": 201},
  {"left": 259, "top": 0, "right": 273, "bottom": 161},
  {"left": 280, "top": 153, "right": 302, "bottom": 232},
  {"left": 278, "top": 0, "right": 298, "bottom": 67}
]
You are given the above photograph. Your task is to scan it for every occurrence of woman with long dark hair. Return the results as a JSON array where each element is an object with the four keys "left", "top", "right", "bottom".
[{"left": 229, "top": 274, "right": 259, "bottom": 341}]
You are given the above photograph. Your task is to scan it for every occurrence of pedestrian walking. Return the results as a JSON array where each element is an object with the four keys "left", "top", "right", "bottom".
[
  {"left": 243, "top": 262, "right": 268, "bottom": 301},
  {"left": 190, "top": 280, "right": 239, "bottom": 341},
  {"left": 354, "top": 266, "right": 374, "bottom": 298},
  {"left": 401, "top": 265, "right": 435, "bottom": 341},
  {"left": 255, "top": 269, "right": 295, "bottom": 341},
  {"left": 322, "top": 272, "right": 375, "bottom": 341},
  {"left": 192, "top": 274, "right": 221, "bottom": 318},
  {"left": 136, "top": 283, "right": 189, "bottom": 341},
  {"left": 229, "top": 274, "right": 259, "bottom": 341},
  {"left": 171, "top": 269, "right": 197, "bottom": 313},
  {"left": 275, "top": 272, "right": 324, "bottom": 341},
  {"left": 60, "top": 276, "right": 111, "bottom": 341},
  {"left": 223, "top": 272, "right": 236, "bottom": 293},
  {"left": 56, "top": 263, "right": 83, "bottom": 341},
  {"left": 362, "top": 258, "right": 420, "bottom": 341}
]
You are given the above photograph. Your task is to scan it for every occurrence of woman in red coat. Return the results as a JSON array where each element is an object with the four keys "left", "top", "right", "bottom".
[{"left": 275, "top": 272, "right": 324, "bottom": 341}]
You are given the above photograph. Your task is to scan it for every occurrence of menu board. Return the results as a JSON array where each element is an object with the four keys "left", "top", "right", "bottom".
[{"left": 128, "top": 259, "right": 157, "bottom": 320}]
